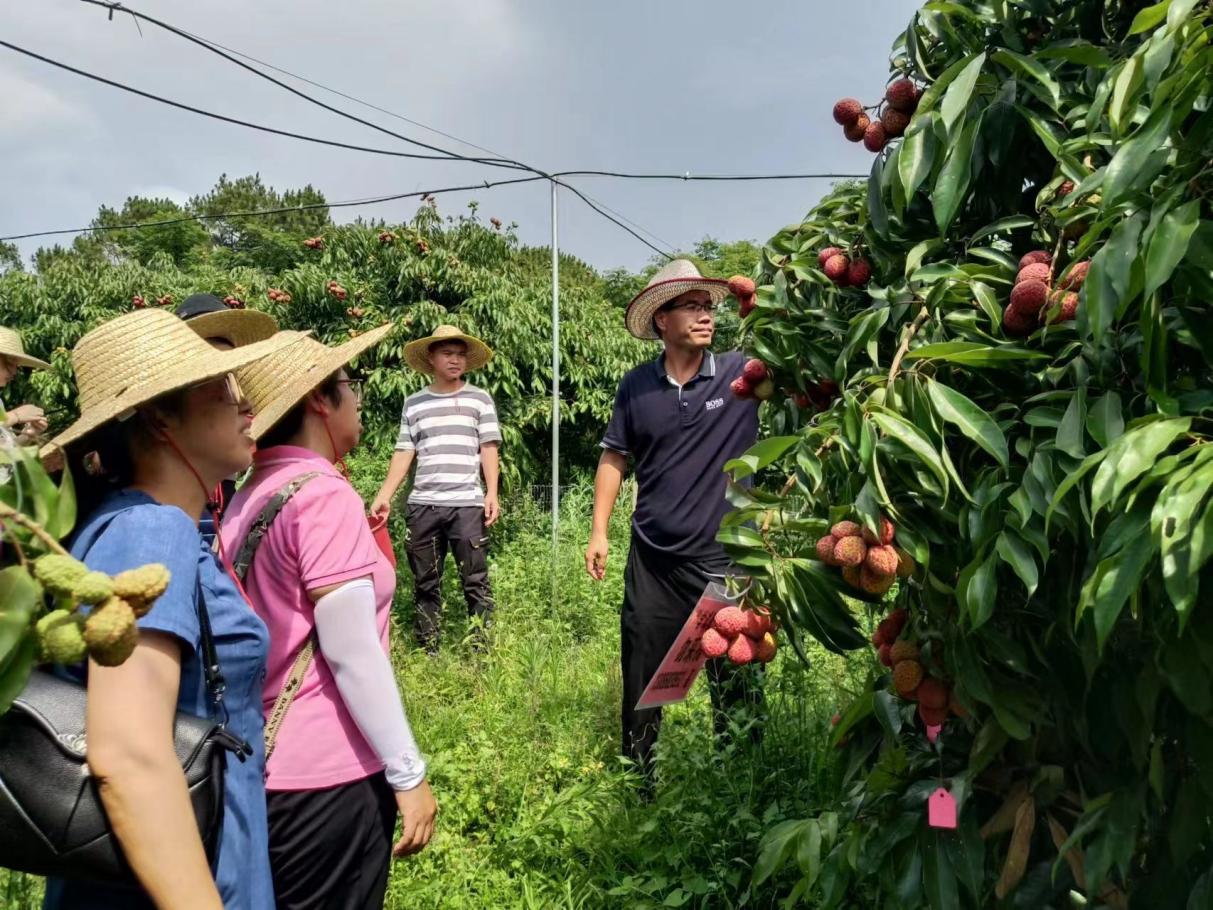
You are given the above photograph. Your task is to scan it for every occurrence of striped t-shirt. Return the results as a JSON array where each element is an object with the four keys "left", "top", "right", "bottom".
[{"left": 395, "top": 383, "right": 502, "bottom": 507}]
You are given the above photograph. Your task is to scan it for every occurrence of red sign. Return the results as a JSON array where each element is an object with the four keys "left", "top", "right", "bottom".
[{"left": 635, "top": 582, "right": 738, "bottom": 710}]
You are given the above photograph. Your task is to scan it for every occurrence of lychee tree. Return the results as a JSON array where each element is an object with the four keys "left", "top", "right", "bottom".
[{"left": 722, "top": 1, "right": 1213, "bottom": 905}]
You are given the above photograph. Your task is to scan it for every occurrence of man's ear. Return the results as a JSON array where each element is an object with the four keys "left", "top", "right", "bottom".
[{"left": 306, "top": 388, "right": 331, "bottom": 417}]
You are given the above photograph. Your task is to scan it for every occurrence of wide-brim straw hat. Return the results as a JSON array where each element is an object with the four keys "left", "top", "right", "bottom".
[
  {"left": 0, "top": 327, "right": 51, "bottom": 370},
  {"left": 624, "top": 259, "right": 730, "bottom": 340},
  {"left": 44, "top": 309, "right": 305, "bottom": 454},
  {"left": 177, "top": 293, "right": 279, "bottom": 347},
  {"left": 403, "top": 324, "right": 492, "bottom": 374},
  {"left": 239, "top": 323, "right": 394, "bottom": 441}
]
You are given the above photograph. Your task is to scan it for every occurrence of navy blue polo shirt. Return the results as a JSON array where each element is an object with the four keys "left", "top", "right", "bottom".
[{"left": 602, "top": 350, "right": 759, "bottom": 559}]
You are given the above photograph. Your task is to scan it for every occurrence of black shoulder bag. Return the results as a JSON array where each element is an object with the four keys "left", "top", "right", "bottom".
[{"left": 0, "top": 575, "right": 252, "bottom": 883}]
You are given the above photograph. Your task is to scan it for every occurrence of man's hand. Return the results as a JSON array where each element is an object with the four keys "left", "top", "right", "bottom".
[
  {"left": 392, "top": 779, "right": 437, "bottom": 858},
  {"left": 585, "top": 531, "right": 609, "bottom": 581},
  {"left": 483, "top": 492, "right": 500, "bottom": 527},
  {"left": 369, "top": 491, "right": 392, "bottom": 522},
  {"left": 8, "top": 404, "right": 46, "bottom": 431}
]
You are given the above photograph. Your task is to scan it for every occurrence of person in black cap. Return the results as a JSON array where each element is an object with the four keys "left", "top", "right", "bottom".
[{"left": 176, "top": 294, "right": 279, "bottom": 522}]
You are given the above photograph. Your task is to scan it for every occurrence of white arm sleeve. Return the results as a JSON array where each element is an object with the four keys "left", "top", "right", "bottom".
[{"left": 313, "top": 579, "right": 427, "bottom": 791}]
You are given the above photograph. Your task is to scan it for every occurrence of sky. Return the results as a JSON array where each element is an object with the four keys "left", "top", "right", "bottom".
[{"left": 2, "top": 0, "right": 922, "bottom": 274}]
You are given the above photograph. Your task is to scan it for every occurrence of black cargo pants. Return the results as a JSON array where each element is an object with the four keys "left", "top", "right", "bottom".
[{"left": 405, "top": 502, "right": 494, "bottom": 651}]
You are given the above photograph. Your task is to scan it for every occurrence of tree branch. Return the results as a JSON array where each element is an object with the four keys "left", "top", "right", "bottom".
[{"left": 887, "top": 306, "right": 930, "bottom": 390}]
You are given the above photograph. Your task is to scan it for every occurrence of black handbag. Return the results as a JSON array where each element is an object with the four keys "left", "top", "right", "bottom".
[{"left": 0, "top": 576, "right": 252, "bottom": 883}]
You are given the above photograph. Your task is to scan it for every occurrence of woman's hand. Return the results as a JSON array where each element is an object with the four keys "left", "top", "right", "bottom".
[{"left": 392, "top": 779, "right": 437, "bottom": 857}]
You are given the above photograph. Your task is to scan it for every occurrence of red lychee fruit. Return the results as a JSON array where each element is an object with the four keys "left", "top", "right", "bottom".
[
  {"left": 885, "top": 608, "right": 908, "bottom": 638},
  {"left": 1002, "top": 304, "right": 1037, "bottom": 337},
  {"left": 878, "top": 642, "right": 894, "bottom": 667},
  {"left": 1057, "top": 260, "right": 1090, "bottom": 291},
  {"left": 889, "top": 640, "right": 920, "bottom": 664},
  {"left": 832, "top": 98, "right": 864, "bottom": 125},
  {"left": 916, "top": 677, "right": 949, "bottom": 710},
  {"left": 863, "top": 121, "right": 888, "bottom": 152},
  {"left": 728, "top": 634, "right": 757, "bottom": 665},
  {"left": 846, "top": 258, "right": 872, "bottom": 288},
  {"left": 830, "top": 521, "right": 862, "bottom": 539},
  {"left": 701, "top": 628, "right": 729, "bottom": 659},
  {"left": 1010, "top": 279, "right": 1050, "bottom": 315},
  {"left": 738, "top": 296, "right": 756, "bottom": 318},
  {"left": 730, "top": 376, "right": 753, "bottom": 399},
  {"left": 816, "top": 535, "right": 841, "bottom": 565},
  {"left": 864, "top": 545, "right": 899, "bottom": 577},
  {"left": 1018, "top": 250, "right": 1052, "bottom": 270},
  {"left": 885, "top": 78, "right": 919, "bottom": 113},
  {"left": 1047, "top": 291, "right": 1080, "bottom": 324},
  {"left": 714, "top": 607, "right": 749, "bottom": 638},
  {"left": 880, "top": 108, "right": 911, "bottom": 137},
  {"left": 817, "top": 247, "right": 844, "bottom": 267},
  {"left": 1057, "top": 180, "right": 1075, "bottom": 198},
  {"left": 844, "top": 114, "right": 871, "bottom": 142},
  {"left": 893, "top": 659, "right": 924, "bottom": 698},
  {"left": 755, "top": 632, "right": 778, "bottom": 663},
  {"left": 861, "top": 517, "right": 896, "bottom": 546},
  {"left": 859, "top": 566, "right": 896, "bottom": 595},
  {"left": 131, "top": 295, "right": 145, "bottom": 308},
  {"left": 823, "top": 254, "right": 850, "bottom": 283},
  {"left": 1015, "top": 262, "right": 1052, "bottom": 285},
  {"left": 742, "top": 358, "right": 768, "bottom": 384},
  {"left": 918, "top": 703, "right": 949, "bottom": 726},
  {"left": 833, "top": 536, "right": 867, "bottom": 568},
  {"left": 728, "top": 276, "right": 756, "bottom": 298}
]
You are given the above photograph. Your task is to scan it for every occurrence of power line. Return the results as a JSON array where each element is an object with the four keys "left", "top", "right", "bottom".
[
  {"left": 552, "top": 170, "right": 869, "bottom": 181},
  {"left": 0, "top": 176, "right": 547, "bottom": 242}
]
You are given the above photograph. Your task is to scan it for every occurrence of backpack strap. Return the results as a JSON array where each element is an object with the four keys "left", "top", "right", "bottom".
[{"left": 227, "top": 471, "right": 324, "bottom": 759}]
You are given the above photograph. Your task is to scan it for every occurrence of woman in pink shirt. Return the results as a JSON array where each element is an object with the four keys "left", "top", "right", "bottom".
[{"left": 221, "top": 325, "right": 436, "bottom": 910}]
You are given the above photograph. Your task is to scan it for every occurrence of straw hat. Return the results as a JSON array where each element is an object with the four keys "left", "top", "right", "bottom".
[
  {"left": 238, "top": 323, "right": 394, "bottom": 440},
  {"left": 176, "top": 293, "right": 278, "bottom": 347},
  {"left": 624, "top": 259, "right": 730, "bottom": 340},
  {"left": 403, "top": 324, "right": 492, "bottom": 374},
  {"left": 44, "top": 309, "right": 305, "bottom": 453},
  {"left": 0, "top": 327, "right": 50, "bottom": 370}
]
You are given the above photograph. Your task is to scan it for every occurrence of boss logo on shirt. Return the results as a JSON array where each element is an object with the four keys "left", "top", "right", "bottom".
[{"left": 705, "top": 397, "right": 725, "bottom": 411}]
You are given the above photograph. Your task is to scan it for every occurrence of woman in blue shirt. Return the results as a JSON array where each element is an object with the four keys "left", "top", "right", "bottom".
[{"left": 40, "top": 309, "right": 299, "bottom": 910}]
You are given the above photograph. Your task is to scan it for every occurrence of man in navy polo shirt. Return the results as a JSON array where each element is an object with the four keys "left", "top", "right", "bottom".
[{"left": 585, "top": 259, "right": 761, "bottom": 786}]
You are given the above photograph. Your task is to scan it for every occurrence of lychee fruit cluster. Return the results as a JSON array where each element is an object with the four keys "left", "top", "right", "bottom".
[
  {"left": 814, "top": 515, "right": 913, "bottom": 596},
  {"left": 490, "top": 217, "right": 503, "bottom": 230},
  {"left": 267, "top": 288, "right": 292, "bottom": 305},
  {"left": 793, "top": 379, "right": 840, "bottom": 413},
  {"left": 817, "top": 246, "right": 872, "bottom": 289},
  {"left": 223, "top": 295, "right": 245, "bottom": 309},
  {"left": 346, "top": 307, "right": 366, "bottom": 319},
  {"left": 832, "top": 78, "right": 922, "bottom": 153},
  {"left": 730, "top": 357, "right": 775, "bottom": 402},
  {"left": 378, "top": 230, "right": 396, "bottom": 245},
  {"left": 727, "top": 275, "right": 758, "bottom": 318},
  {"left": 701, "top": 604, "right": 780, "bottom": 665},
  {"left": 131, "top": 295, "right": 146, "bottom": 309},
  {"left": 31, "top": 555, "right": 171, "bottom": 667},
  {"left": 303, "top": 236, "right": 325, "bottom": 250},
  {"left": 326, "top": 280, "right": 349, "bottom": 301},
  {"left": 1003, "top": 250, "right": 1086, "bottom": 336},
  {"left": 416, "top": 238, "right": 431, "bottom": 255}
]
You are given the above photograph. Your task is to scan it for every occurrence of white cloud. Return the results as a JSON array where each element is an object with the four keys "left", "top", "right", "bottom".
[{"left": 0, "top": 65, "right": 95, "bottom": 141}]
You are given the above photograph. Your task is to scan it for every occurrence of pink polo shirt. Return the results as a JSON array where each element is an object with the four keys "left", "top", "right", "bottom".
[{"left": 220, "top": 446, "right": 396, "bottom": 791}]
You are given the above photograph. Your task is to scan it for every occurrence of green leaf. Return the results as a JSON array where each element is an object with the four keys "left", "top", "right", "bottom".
[
  {"left": 958, "top": 548, "right": 998, "bottom": 627},
  {"left": 1080, "top": 525, "right": 1155, "bottom": 649},
  {"left": 968, "top": 215, "right": 1035, "bottom": 245},
  {"left": 991, "top": 49, "right": 1061, "bottom": 109},
  {"left": 0, "top": 565, "right": 39, "bottom": 668},
  {"left": 872, "top": 411, "right": 950, "bottom": 494},
  {"left": 927, "top": 379, "right": 1009, "bottom": 470},
  {"left": 1129, "top": 1, "right": 1171, "bottom": 34},
  {"left": 753, "top": 819, "right": 806, "bottom": 886},
  {"left": 916, "top": 52, "right": 983, "bottom": 116},
  {"left": 933, "top": 118, "right": 978, "bottom": 233},
  {"left": 996, "top": 531, "right": 1039, "bottom": 598},
  {"left": 971, "top": 281, "right": 1003, "bottom": 327},
  {"left": 1091, "top": 418, "right": 1192, "bottom": 519},
  {"left": 1104, "top": 105, "right": 1174, "bottom": 207},
  {"left": 1109, "top": 56, "right": 1144, "bottom": 136},
  {"left": 1087, "top": 392, "right": 1125, "bottom": 448},
  {"left": 873, "top": 689, "right": 904, "bottom": 737},
  {"left": 868, "top": 153, "right": 890, "bottom": 238},
  {"left": 903, "top": 342, "right": 1047, "bottom": 366},
  {"left": 1084, "top": 212, "right": 1146, "bottom": 343},
  {"left": 939, "top": 52, "right": 987, "bottom": 135},
  {"left": 923, "top": 831, "right": 959, "bottom": 910},
  {"left": 1056, "top": 388, "right": 1087, "bottom": 459},
  {"left": 898, "top": 123, "right": 938, "bottom": 209},
  {"left": 1144, "top": 199, "right": 1200, "bottom": 299},
  {"left": 0, "top": 637, "right": 36, "bottom": 716}
]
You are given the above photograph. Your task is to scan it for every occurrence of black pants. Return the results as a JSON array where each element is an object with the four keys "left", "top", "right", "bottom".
[
  {"left": 405, "top": 503, "right": 494, "bottom": 650},
  {"left": 621, "top": 535, "right": 763, "bottom": 781},
  {"left": 266, "top": 774, "right": 397, "bottom": 910}
]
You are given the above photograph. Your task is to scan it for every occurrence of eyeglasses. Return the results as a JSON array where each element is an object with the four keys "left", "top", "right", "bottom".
[
  {"left": 337, "top": 378, "right": 363, "bottom": 403},
  {"left": 666, "top": 301, "right": 716, "bottom": 316},
  {"left": 186, "top": 373, "right": 244, "bottom": 406}
]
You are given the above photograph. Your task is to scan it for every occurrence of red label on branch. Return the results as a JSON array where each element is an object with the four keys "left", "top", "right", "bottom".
[
  {"left": 634, "top": 582, "right": 736, "bottom": 710},
  {"left": 928, "top": 787, "right": 957, "bottom": 830}
]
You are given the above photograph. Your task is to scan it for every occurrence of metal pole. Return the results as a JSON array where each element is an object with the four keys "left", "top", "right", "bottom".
[{"left": 550, "top": 181, "right": 560, "bottom": 550}]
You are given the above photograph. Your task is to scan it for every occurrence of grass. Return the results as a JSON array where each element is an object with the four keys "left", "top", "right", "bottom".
[{"left": 1, "top": 485, "right": 866, "bottom": 909}]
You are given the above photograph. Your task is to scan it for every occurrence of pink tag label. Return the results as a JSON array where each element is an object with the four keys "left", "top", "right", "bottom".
[
  {"left": 635, "top": 583, "right": 735, "bottom": 710},
  {"left": 928, "top": 788, "right": 957, "bottom": 829},
  {"left": 926, "top": 723, "right": 942, "bottom": 743}
]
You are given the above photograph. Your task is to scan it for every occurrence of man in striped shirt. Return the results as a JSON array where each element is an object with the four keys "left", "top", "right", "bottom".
[{"left": 371, "top": 325, "right": 501, "bottom": 653}]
